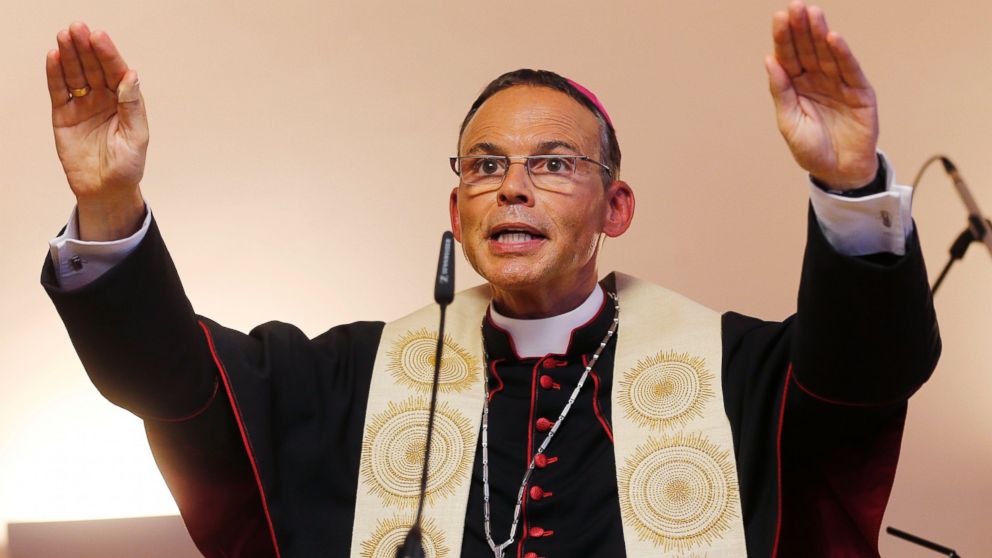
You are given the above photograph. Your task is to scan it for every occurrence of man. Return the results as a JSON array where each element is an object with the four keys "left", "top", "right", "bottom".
[{"left": 42, "top": 2, "right": 939, "bottom": 557}]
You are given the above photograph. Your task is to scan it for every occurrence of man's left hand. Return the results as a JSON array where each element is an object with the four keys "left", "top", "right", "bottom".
[{"left": 766, "top": 1, "right": 879, "bottom": 191}]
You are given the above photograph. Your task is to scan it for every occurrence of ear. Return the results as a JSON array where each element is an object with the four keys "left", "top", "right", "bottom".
[
  {"left": 602, "top": 180, "right": 635, "bottom": 237},
  {"left": 449, "top": 186, "right": 463, "bottom": 242}
]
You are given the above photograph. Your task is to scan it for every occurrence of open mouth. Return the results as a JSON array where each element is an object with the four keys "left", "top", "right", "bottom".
[
  {"left": 488, "top": 223, "right": 548, "bottom": 244},
  {"left": 491, "top": 230, "right": 545, "bottom": 243}
]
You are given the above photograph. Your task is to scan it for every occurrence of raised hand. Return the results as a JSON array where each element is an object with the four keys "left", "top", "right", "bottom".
[
  {"left": 46, "top": 22, "right": 148, "bottom": 240},
  {"left": 765, "top": 2, "right": 879, "bottom": 190}
]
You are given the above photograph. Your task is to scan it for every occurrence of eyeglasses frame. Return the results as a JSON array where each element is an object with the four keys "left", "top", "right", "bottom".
[{"left": 449, "top": 154, "right": 613, "bottom": 189}]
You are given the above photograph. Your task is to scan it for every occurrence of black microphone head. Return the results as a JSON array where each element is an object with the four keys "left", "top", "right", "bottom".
[
  {"left": 395, "top": 525, "right": 426, "bottom": 558},
  {"left": 434, "top": 231, "right": 456, "bottom": 305},
  {"left": 940, "top": 156, "right": 957, "bottom": 174}
]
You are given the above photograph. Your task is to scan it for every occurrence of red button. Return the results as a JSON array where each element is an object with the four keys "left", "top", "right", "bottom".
[
  {"left": 529, "top": 526, "right": 545, "bottom": 538},
  {"left": 530, "top": 485, "right": 552, "bottom": 500},
  {"left": 536, "top": 418, "right": 554, "bottom": 432},
  {"left": 534, "top": 453, "right": 559, "bottom": 468},
  {"left": 539, "top": 375, "right": 554, "bottom": 389},
  {"left": 523, "top": 553, "right": 538, "bottom": 558}
]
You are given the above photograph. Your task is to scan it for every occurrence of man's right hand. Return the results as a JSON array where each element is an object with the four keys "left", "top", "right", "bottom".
[{"left": 47, "top": 22, "right": 148, "bottom": 241}]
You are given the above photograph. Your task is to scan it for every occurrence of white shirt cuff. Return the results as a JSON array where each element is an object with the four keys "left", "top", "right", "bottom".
[
  {"left": 808, "top": 152, "right": 914, "bottom": 256},
  {"left": 48, "top": 205, "right": 152, "bottom": 291}
]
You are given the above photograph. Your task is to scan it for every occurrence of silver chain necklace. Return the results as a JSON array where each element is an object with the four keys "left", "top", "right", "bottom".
[{"left": 480, "top": 292, "right": 620, "bottom": 558}]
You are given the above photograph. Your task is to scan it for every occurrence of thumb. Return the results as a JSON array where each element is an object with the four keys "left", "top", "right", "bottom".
[
  {"left": 116, "top": 69, "right": 148, "bottom": 140},
  {"left": 764, "top": 55, "right": 798, "bottom": 118}
]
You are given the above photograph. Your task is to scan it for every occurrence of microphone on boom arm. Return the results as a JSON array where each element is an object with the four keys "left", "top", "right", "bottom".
[{"left": 396, "top": 231, "right": 456, "bottom": 558}]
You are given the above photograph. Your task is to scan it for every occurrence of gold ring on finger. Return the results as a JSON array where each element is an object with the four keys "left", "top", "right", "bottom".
[{"left": 69, "top": 85, "right": 92, "bottom": 98}]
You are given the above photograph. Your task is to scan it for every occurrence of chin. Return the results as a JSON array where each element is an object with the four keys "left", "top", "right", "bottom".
[{"left": 475, "top": 258, "right": 554, "bottom": 292}]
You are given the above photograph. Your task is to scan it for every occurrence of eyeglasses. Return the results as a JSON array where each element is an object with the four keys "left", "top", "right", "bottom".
[{"left": 449, "top": 154, "right": 612, "bottom": 192}]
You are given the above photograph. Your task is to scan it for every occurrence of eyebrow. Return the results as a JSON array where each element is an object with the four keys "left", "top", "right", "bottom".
[
  {"left": 464, "top": 142, "right": 504, "bottom": 155},
  {"left": 463, "top": 139, "right": 583, "bottom": 156},
  {"left": 536, "top": 140, "right": 581, "bottom": 154}
]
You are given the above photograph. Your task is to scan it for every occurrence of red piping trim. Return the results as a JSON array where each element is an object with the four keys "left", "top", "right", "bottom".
[
  {"left": 771, "top": 363, "right": 792, "bottom": 558},
  {"left": 518, "top": 359, "right": 542, "bottom": 558},
  {"left": 197, "top": 320, "right": 282, "bottom": 558},
  {"left": 790, "top": 370, "right": 920, "bottom": 408},
  {"left": 488, "top": 358, "right": 506, "bottom": 401},
  {"left": 585, "top": 355, "right": 614, "bottom": 443},
  {"left": 143, "top": 376, "right": 220, "bottom": 423},
  {"left": 526, "top": 359, "right": 540, "bottom": 467}
]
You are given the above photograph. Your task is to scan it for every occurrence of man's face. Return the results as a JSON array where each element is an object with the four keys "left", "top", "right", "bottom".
[{"left": 450, "top": 85, "right": 632, "bottom": 301}]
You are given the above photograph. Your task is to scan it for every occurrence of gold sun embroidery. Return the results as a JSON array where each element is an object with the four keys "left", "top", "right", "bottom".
[
  {"left": 387, "top": 328, "right": 481, "bottom": 394},
  {"left": 360, "top": 397, "right": 474, "bottom": 508},
  {"left": 618, "top": 350, "right": 714, "bottom": 430},
  {"left": 359, "top": 515, "right": 449, "bottom": 558},
  {"left": 617, "top": 433, "right": 740, "bottom": 552}
]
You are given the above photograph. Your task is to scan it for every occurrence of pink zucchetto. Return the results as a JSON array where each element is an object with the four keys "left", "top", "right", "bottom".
[{"left": 566, "top": 78, "right": 613, "bottom": 128}]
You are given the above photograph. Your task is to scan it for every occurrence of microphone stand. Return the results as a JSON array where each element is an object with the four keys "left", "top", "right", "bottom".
[
  {"left": 396, "top": 231, "right": 456, "bottom": 558},
  {"left": 926, "top": 156, "right": 992, "bottom": 295},
  {"left": 886, "top": 526, "right": 962, "bottom": 557},
  {"left": 886, "top": 156, "right": 980, "bottom": 557},
  {"left": 931, "top": 216, "right": 990, "bottom": 295}
]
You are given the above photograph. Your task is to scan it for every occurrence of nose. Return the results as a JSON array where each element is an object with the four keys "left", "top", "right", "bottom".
[{"left": 497, "top": 159, "right": 535, "bottom": 207}]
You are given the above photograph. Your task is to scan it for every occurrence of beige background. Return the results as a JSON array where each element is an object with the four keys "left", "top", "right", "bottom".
[{"left": 2, "top": 0, "right": 989, "bottom": 555}]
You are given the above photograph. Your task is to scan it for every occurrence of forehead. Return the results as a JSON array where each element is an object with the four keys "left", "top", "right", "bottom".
[{"left": 460, "top": 85, "right": 601, "bottom": 155}]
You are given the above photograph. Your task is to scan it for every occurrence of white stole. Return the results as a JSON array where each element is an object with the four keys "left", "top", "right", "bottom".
[{"left": 349, "top": 273, "right": 747, "bottom": 557}]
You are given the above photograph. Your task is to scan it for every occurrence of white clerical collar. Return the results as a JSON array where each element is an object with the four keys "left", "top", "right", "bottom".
[{"left": 488, "top": 284, "right": 605, "bottom": 358}]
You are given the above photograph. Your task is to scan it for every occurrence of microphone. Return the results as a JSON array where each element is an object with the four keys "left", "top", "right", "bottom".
[
  {"left": 396, "top": 231, "right": 456, "bottom": 558},
  {"left": 435, "top": 231, "right": 456, "bottom": 305},
  {"left": 940, "top": 157, "right": 992, "bottom": 258}
]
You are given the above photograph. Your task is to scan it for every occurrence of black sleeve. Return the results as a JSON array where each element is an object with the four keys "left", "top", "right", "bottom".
[
  {"left": 41, "top": 217, "right": 218, "bottom": 420},
  {"left": 41, "top": 215, "right": 386, "bottom": 556},
  {"left": 41, "top": 217, "right": 278, "bottom": 556},
  {"left": 722, "top": 208, "right": 941, "bottom": 557},
  {"left": 791, "top": 206, "right": 941, "bottom": 404}
]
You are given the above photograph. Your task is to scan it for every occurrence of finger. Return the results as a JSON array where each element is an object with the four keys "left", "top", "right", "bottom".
[
  {"left": 116, "top": 69, "right": 148, "bottom": 142},
  {"left": 808, "top": 6, "right": 840, "bottom": 80},
  {"left": 68, "top": 22, "right": 107, "bottom": 90},
  {"left": 788, "top": 1, "right": 820, "bottom": 74},
  {"left": 827, "top": 32, "right": 871, "bottom": 89},
  {"left": 46, "top": 49, "right": 70, "bottom": 108},
  {"left": 90, "top": 30, "right": 129, "bottom": 91},
  {"left": 765, "top": 55, "right": 799, "bottom": 116},
  {"left": 56, "top": 28, "right": 87, "bottom": 89},
  {"left": 772, "top": 11, "right": 803, "bottom": 77}
]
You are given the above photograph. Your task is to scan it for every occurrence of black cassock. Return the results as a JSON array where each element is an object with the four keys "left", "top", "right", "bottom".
[{"left": 43, "top": 207, "right": 939, "bottom": 558}]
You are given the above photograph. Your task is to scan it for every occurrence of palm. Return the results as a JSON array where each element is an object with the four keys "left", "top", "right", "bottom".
[
  {"left": 767, "top": 2, "right": 879, "bottom": 189},
  {"left": 46, "top": 23, "right": 147, "bottom": 201},
  {"left": 54, "top": 89, "right": 141, "bottom": 197}
]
